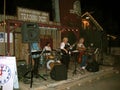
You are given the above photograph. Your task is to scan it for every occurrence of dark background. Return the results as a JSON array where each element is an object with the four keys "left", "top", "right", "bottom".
[{"left": 0, "top": 0, "right": 119, "bottom": 46}]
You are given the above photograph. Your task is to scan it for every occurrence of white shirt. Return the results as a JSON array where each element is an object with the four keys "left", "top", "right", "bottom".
[
  {"left": 43, "top": 46, "right": 52, "bottom": 51},
  {"left": 60, "top": 42, "right": 65, "bottom": 49},
  {"left": 60, "top": 42, "right": 70, "bottom": 49},
  {"left": 43, "top": 46, "right": 52, "bottom": 56}
]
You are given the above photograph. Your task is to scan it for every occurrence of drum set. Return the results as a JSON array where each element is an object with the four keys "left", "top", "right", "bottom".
[{"left": 39, "top": 49, "right": 61, "bottom": 70}]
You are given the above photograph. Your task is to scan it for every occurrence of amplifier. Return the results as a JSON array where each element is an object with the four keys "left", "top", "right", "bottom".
[{"left": 50, "top": 64, "right": 67, "bottom": 81}]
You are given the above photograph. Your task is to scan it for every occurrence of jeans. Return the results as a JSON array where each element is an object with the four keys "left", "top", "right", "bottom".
[{"left": 80, "top": 55, "right": 87, "bottom": 67}]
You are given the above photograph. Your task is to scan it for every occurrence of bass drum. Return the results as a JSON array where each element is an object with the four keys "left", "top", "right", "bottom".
[{"left": 46, "top": 60, "right": 61, "bottom": 70}]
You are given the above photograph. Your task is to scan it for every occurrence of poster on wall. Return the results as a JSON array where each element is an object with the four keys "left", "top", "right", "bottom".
[
  {"left": 0, "top": 32, "right": 4, "bottom": 42},
  {"left": 0, "top": 32, "right": 13, "bottom": 43}
]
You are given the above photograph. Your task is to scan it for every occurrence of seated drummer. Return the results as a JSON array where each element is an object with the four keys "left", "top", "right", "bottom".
[
  {"left": 76, "top": 37, "right": 88, "bottom": 70},
  {"left": 43, "top": 42, "right": 52, "bottom": 58}
]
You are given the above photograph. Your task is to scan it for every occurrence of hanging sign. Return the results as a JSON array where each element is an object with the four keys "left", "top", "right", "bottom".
[{"left": 17, "top": 7, "right": 49, "bottom": 23}]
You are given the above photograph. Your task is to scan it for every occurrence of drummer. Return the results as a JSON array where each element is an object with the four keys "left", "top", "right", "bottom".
[{"left": 43, "top": 42, "right": 52, "bottom": 58}]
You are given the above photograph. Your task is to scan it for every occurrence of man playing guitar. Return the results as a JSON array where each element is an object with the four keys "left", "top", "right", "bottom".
[{"left": 60, "top": 37, "right": 71, "bottom": 71}]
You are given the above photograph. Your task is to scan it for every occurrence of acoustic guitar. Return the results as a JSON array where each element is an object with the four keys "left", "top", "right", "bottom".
[
  {"left": 77, "top": 47, "right": 86, "bottom": 63},
  {"left": 61, "top": 43, "right": 77, "bottom": 55}
]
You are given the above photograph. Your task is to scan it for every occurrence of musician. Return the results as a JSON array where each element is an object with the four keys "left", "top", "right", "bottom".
[
  {"left": 87, "top": 43, "right": 97, "bottom": 61},
  {"left": 43, "top": 42, "right": 52, "bottom": 55},
  {"left": 42, "top": 42, "right": 53, "bottom": 60},
  {"left": 60, "top": 37, "right": 71, "bottom": 70},
  {"left": 76, "top": 37, "right": 87, "bottom": 70},
  {"left": 31, "top": 42, "right": 41, "bottom": 78}
]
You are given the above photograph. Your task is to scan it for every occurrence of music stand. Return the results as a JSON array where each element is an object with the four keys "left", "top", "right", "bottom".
[{"left": 72, "top": 50, "right": 80, "bottom": 75}]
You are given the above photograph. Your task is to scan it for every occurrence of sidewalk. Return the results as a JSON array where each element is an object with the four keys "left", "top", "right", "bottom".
[{"left": 19, "top": 62, "right": 116, "bottom": 90}]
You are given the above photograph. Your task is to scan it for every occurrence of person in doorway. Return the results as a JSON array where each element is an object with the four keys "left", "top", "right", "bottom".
[
  {"left": 60, "top": 37, "right": 71, "bottom": 71},
  {"left": 76, "top": 37, "right": 88, "bottom": 71}
]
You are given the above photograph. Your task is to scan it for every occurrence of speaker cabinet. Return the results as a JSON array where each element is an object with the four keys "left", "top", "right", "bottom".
[
  {"left": 50, "top": 64, "right": 67, "bottom": 81},
  {"left": 21, "top": 22, "right": 40, "bottom": 43},
  {"left": 17, "top": 60, "right": 27, "bottom": 79},
  {"left": 86, "top": 60, "right": 99, "bottom": 72}
]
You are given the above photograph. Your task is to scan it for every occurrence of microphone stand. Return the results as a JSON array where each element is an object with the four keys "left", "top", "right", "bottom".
[
  {"left": 29, "top": 42, "right": 33, "bottom": 88},
  {"left": 72, "top": 50, "right": 79, "bottom": 75}
]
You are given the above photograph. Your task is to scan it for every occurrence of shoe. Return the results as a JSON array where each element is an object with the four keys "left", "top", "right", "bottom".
[
  {"left": 81, "top": 66, "right": 86, "bottom": 69},
  {"left": 78, "top": 67, "right": 85, "bottom": 74}
]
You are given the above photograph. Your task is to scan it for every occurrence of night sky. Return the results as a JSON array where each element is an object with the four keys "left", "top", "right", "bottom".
[{"left": 0, "top": 0, "right": 119, "bottom": 39}]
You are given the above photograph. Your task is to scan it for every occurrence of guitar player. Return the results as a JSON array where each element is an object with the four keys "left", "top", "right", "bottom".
[
  {"left": 60, "top": 37, "right": 71, "bottom": 71},
  {"left": 76, "top": 37, "right": 88, "bottom": 71}
]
